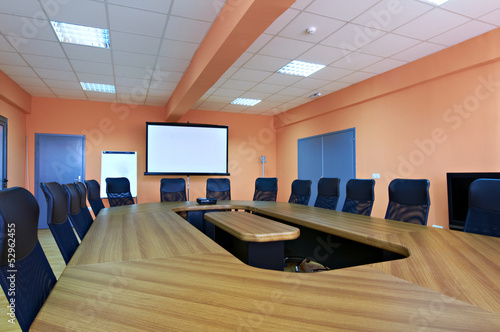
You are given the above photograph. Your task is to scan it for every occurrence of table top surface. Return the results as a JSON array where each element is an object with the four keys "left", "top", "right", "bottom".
[
  {"left": 204, "top": 211, "right": 300, "bottom": 242},
  {"left": 31, "top": 201, "right": 500, "bottom": 331}
]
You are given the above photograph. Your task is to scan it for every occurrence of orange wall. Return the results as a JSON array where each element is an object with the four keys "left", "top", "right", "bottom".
[
  {"left": 276, "top": 30, "right": 500, "bottom": 228},
  {"left": 26, "top": 98, "right": 276, "bottom": 203}
]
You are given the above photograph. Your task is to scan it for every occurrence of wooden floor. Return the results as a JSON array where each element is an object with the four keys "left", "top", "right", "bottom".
[{"left": 0, "top": 229, "right": 67, "bottom": 332}]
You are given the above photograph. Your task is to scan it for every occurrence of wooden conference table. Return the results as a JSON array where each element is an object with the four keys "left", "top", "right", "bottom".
[{"left": 31, "top": 201, "right": 500, "bottom": 331}]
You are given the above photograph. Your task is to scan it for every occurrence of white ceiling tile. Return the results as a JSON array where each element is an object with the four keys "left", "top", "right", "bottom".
[
  {"left": 265, "top": 9, "right": 300, "bottom": 35},
  {"left": 337, "top": 71, "right": 376, "bottom": 84},
  {"left": 212, "top": 78, "right": 226, "bottom": 88},
  {"left": 0, "top": 14, "right": 56, "bottom": 42},
  {"left": 155, "top": 56, "right": 190, "bottom": 72},
  {"left": 230, "top": 68, "right": 272, "bottom": 82},
  {"left": 362, "top": 58, "right": 407, "bottom": 74},
  {"left": 259, "top": 36, "right": 314, "bottom": 59},
  {"left": 148, "top": 80, "right": 177, "bottom": 91},
  {"left": 305, "top": 0, "right": 380, "bottom": 21},
  {"left": 33, "top": 68, "right": 76, "bottom": 81},
  {"left": 264, "top": 94, "right": 293, "bottom": 103},
  {"left": 0, "top": 35, "right": 15, "bottom": 51},
  {"left": 309, "top": 66, "right": 353, "bottom": 81},
  {"left": 279, "top": 12, "right": 345, "bottom": 43},
  {"left": 243, "top": 54, "right": 289, "bottom": 72},
  {"left": 24, "top": 54, "right": 72, "bottom": 70},
  {"left": 114, "top": 65, "right": 151, "bottom": 80},
  {"left": 321, "top": 23, "right": 386, "bottom": 53},
  {"left": 212, "top": 88, "right": 245, "bottom": 98},
  {"left": 249, "top": 84, "right": 284, "bottom": 94},
  {"left": 441, "top": 0, "right": 500, "bottom": 18},
  {"left": 110, "top": 32, "right": 161, "bottom": 55},
  {"left": 113, "top": 50, "right": 156, "bottom": 68},
  {"left": 394, "top": 8, "right": 471, "bottom": 40},
  {"left": 72, "top": 59, "right": 113, "bottom": 75},
  {"left": 231, "top": 52, "right": 253, "bottom": 67},
  {"left": 23, "top": 85, "right": 55, "bottom": 96},
  {"left": 320, "top": 81, "right": 351, "bottom": 93},
  {"left": 164, "top": 16, "right": 211, "bottom": 43},
  {"left": 246, "top": 34, "right": 273, "bottom": 53},
  {"left": 291, "top": 77, "right": 329, "bottom": 90},
  {"left": 52, "top": 88, "right": 87, "bottom": 99},
  {"left": 391, "top": 41, "right": 447, "bottom": 62},
  {"left": 277, "top": 86, "right": 311, "bottom": 97},
  {"left": 86, "top": 92, "right": 117, "bottom": 102},
  {"left": 220, "top": 105, "right": 246, "bottom": 113},
  {"left": 11, "top": 38, "right": 65, "bottom": 57},
  {"left": 292, "top": 0, "right": 314, "bottom": 10},
  {"left": 0, "top": 51, "right": 27, "bottom": 66},
  {"left": 262, "top": 73, "right": 303, "bottom": 86},
  {"left": 171, "top": 0, "right": 221, "bottom": 21},
  {"left": 107, "top": 0, "right": 172, "bottom": 14},
  {"left": 115, "top": 76, "right": 145, "bottom": 88},
  {"left": 117, "top": 90, "right": 146, "bottom": 104},
  {"left": 204, "top": 95, "right": 233, "bottom": 104},
  {"left": 108, "top": 4, "right": 167, "bottom": 37},
  {"left": 151, "top": 70, "right": 183, "bottom": 84},
  {"left": 76, "top": 73, "right": 114, "bottom": 85},
  {"left": 297, "top": 44, "right": 345, "bottom": 65},
  {"left": 331, "top": 52, "right": 384, "bottom": 70},
  {"left": 220, "top": 79, "right": 256, "bottom": 91},
  {"left": 479, "top": 8, "right": 500, "bottom": 25},
  {"left": 42, "top": 0, "right": 107, "bottom": 28},
  {"left": 43, "top": 79, "right": 81, "bottom": 89},
  {"left": 429, "top": 20, "right": 496, "bottom": 46},
  {"left": 0, "top": 65, "right": 37, "bottom": 77},
  {"left": 359, "top": 33, "right": 421, "bottom": 57},
  {"left": 159, "top": 39, "right": 199, "bottom": 59},
  {"left": 352, "top": 0, "right": 434, "bottom": 32},
  {"left": 0, "top": 0, "right": 44, "bottom": 16},
  {"left": 63, "top": 44, "right": 112, "bottom": 63},
  {"left": 221, "top": 66, "right": 238, "bottom": 79},
  {"left": 148, "top": 89, "right": 174, "bottom": 97},
  {"left": 10, "top": 76, "right": 46, "bottom": 86}
]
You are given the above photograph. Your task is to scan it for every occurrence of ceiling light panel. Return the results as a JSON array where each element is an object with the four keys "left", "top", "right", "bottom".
[
  {"left": 80, "top": 82, "right": 115, "bottom": 93},
  {"left": 277, "top": 60, "right": 325, "bottom": 77},
  {"left": 51, "top": 21, "right": 110, "bottom": 48},
  {"left": 231, "top": 98, "right": 262, "bottom": 106}
]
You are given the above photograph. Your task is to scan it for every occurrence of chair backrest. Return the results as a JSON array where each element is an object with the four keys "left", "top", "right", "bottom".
[
  {"left": 314, "top": 178, "right": 340, "bottom": 210},
  {"left": 64, "top": 183, "right": 92, "bottom": 240},
  {"left": 385, "top": 178, "right": 430, "bottom": 225},
  {"left": 288, "top": 179, "right": 312, "bottom": 206},
  {"left": 463, "top": 178, "right": 500, "bottom": 237},
  {"left": 160, "top": 178, "right": 187, "bottom": 202},
  {"left": 0, "top": 187, "right": 57, "bottom": 332},
  {"left": 105, "top": 177, "right": 135, "bottom": 207},
  {"left": 75, "top": 182, "right": 94, "bottom": 221},
  {"left": 342, "top": 179, "right": 375, "bottom": 216},
  {"left": 40, "top": 182, "right": 79, "bottom": 264},
  {"left": 253, "top": 177, "right": 278, "bottom": 201},
  {"left": 84, "top": 179, "right": 105, "bottom": 217},
  {"left": 206, "top": 178, "right": 231, "bottom": 200}
]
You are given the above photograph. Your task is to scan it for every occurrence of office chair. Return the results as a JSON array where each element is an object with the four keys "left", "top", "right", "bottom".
[
  {"left": 0, "top": 187, "right": 57, "bottom": 332},
  {"left": 342, "top": 179, "right": 375, "bottom": 216},
  {"left": 206, "top": 178, "right": 231, "bottom": 200},
  {"left": 84, "top": 179, "right": 105, "bottom": 217},
  {"left": 160, "top": 178, "right": 187, "bottom": 202},
  {"left": 253, "top": 177, "right": 278, "bottom": 201},
  {"left": 288, "top": 179, "right": 312, "bottom": 206},
  {"left": 64, "top": 183, "right": 92, "bottom": 240},
  {"left": 40, "top": 182, "right": 80, "bottom": 264},
  {"left": 105, "top": 177, "right": 135, "bottom": 207},
  {"left": 314, "top": 178, "right": 340, "bottom": 210},
  {"left": 385, "top": 178, "right": 430, "bottom": 226},
  {"left": 463, "top": 178, "right": 500, "bottom": 237},
  {"left": 75, "top": 181, "right": 94, "bottom": 222}
]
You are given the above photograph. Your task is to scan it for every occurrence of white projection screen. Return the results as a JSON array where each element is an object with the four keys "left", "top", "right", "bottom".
[{"left": 145, "top": 122, "right": 229, "bottom": 175}]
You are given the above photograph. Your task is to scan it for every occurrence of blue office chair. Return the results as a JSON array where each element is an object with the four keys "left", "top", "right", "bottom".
[
  {"left": 342, "top": 179, "right": 375, "bottom": 216},
  {"left": 385, "top": 178, "right": 430, "bottom": 226},
  {"left": 463, "top": 178, "right": 500, "bottom": 237},
  {"left": 64, "top": 183, "right": 92, "bottom": 240},
  {"left": 160, "top": 178, "right": 187, "bottom": 202},
  {"left": 40, "top": 182, "right": 80, "bottom": 264},
  {"left": 85, "top": 179, "right": 105, "bottom": 217},
  {"left": 106, "top": 177, "right": 135, "bottom": 207},
  {"left": 75, "top": 181, "right": 94, "bottom": 222},
  {"left": 288, "top": 179, "right": 312, "bottom": 206},
  {"left": 206, "top": 178, "right": 231, "bottom": 200},
  {"left": 0, "top": 187, "right": 57, "bottom": 332},
  {"left": 253, "top": 177, "right": 278, "bottom": 201},
  {"left": 314, "top": 178, "right": 340, "bottom": 210}
]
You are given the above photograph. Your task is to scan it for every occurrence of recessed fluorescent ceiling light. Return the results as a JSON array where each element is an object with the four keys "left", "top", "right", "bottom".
[
  {"left": 277, "top": 60, "right": 325, "bottom": 77},
  {"left": 51, "top": 21, "right": 110, "bottom": 48},
  {"left": 81, "top": 82, "right": 115, "bottom": 93},
  {"left": 421, "top": 0, "right": 449, "bottom": 5},
  {"left": 231, "top": 98, "right": 261, "bottom": 106}
]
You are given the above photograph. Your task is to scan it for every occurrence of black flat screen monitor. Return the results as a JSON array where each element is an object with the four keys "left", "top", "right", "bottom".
[
  {"left": 145, "top": 122, "right": 229, "bottom": 175},
  {"left": 447, "top": 172, "right": 500, "bottom": 230}
]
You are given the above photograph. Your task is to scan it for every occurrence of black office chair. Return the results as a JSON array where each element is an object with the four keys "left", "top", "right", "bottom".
[
  {"left": 342, "top": 179, "right": 375, "bottom": 216},
  {"left": 206, "top": 178, "right": 231, "bottom": 200},
  {"left": 253, "top": 177, "right": 278, "bottom": 201},
  {"left": 106, "top": 177, "right": 135, "bottom": 207},
  {"left": 84, "top": 179, "right": 105, "bottom": 217},
  {"left": 64, "top": 183, "right": 92, "bottom": 240},
  {"left": 463, "top": 179, "right": 500, "bottom": 237},
  {"left": 288, "top": 179, "right": 312, "bottom": 205},
  {"left": 0, "top": 187, "right": 57, "bottom": 332},
  {"left": 160, "top": 178, "right": 187, "bottom": 202},
  {"left": 385, "top": 178, "right": 430, "bottom": 226},
  {"left": 40, "top": 182, "right": 80, "bottom": 264},
  {"left": 75, "top": 181, "right": 94, "bottom": 222},
  {"left": 314, "top": 178, "right": 340, "bottom": 210}
]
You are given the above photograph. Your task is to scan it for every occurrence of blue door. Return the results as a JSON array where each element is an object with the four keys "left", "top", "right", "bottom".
[
  {"left": 35, "top": 134, "right": 85, "bottom": 228},
  {"left": 298, "top": 128, "right": 356, "bottom": 208}
]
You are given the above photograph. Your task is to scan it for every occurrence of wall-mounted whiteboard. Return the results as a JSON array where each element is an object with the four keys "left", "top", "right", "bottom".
[{"left": 100, "top": 151, "right": 137, "bottom": 198}]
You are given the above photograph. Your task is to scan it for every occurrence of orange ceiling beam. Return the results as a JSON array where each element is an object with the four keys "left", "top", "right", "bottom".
[{"left": 164, "top": 0, "right": 294, "bottom": 121}]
